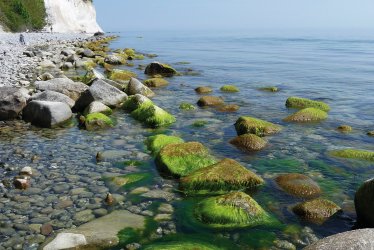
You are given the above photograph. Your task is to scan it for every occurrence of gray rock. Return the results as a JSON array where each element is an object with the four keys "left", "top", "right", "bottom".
[
  {"left": 39, "top": 60, "right": 56, "bottom": 68},
  {"left": 102, "top": 79, "right": 124, "bottom": 90},
  {"left": 40, "top": 73, "right": 54, "bottom": 81},
  {"left": 304, "top": 229, "right": 374, "bottom": 250},
  {"left": 105, "top": 54, "right": 124, "bottom": 65},
  {"left": 74, "top": 79, "right": 127, "bottom": 111},
  {"left": 30, "top": 90, "right": 75, "bottom": 108},
  {"left": 66, "top": 54, "right": 79, "bottom": 63},
  {"left": 126, "top": 78, "right": 155, "bottom": 97},
  {"left": 81, "top": 49, "right": 95, "bottom": 58},
  {"left": 35, "top": 78, "right": 88, "bottom": 101},
  {"left": 0, "top": 87, "right": 29, "bottom": 120},
  {"left": 43, "top": 233, "right": 87, "bottom": 250},
  {"left": 61, "top": 62, "right": 74, "bottom": 70},
  {"left": 23, "top": 101, "right": 72, "bottom": 128},
  {"left": 355, "top": 178, "right": 374, "bottom": 227},
  {"left": 83, "top": 101, "right": 111, "bottom": 115},
  {"left": 61, "top": 49, "right": 76, "bottom": 57}
]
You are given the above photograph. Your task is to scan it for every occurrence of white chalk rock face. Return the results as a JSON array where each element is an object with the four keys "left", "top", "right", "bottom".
[{"left": 44, "top": 0, "right": 103, "bottom": 33}]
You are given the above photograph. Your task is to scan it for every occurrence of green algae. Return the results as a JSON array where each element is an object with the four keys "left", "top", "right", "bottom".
[
  {"left": 108, "top": 173, "right": 151, "bottom": 189},
  {"left": 84, "top": 113, "right": 113, "bottom": 131},
  {"left": 192, "top": 120, "right": 208, "bottom": 128},
  {"left": 283, "top": 107, "right": 328, "bottom": 123},
  {"left": 253, "top": 158, "right": 305, "bottom": 174},
  {"left": 146, "top": 134, "right": 185, "bottom": 155},
  {"left": 285, "top": 96, "right": 330, "bottom": 112},
  {"left": 330, "top": 149, "right": 374, "bottom": 161},
  {"left": 109, "top": 69, "right": 137, "bottom": 82},
  {"left": 131, "top": 101, "right": 176, "bottom": 128},
  {"left": 179, "top": 102, "right": 196, "bottom": 110},
  {"left": 144, "top": 78, "right": 169, "bottom": 88},
  {"left": 220, "top": 85, "right": 239, "bottom": 92},
  {"left": 239, "top": 230, "right": 277, "bottom": 249},
  {"left": 234, "top": 116, "right": 282, "bottom": 136}
]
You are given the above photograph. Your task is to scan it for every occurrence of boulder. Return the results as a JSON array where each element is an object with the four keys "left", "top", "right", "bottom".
[
  {"left": 195, "top": 86, "right": 212, "bottom": 94},
  {"left": 144, "top": 78, "right": 169, "bottom": 87},
  {"left": 84, "top": 113, "right": 113, "bottom": 131},
  {"left": 35, "top": 78, "right": 88, "bottom": 101},
  {"left": 104, "top": 54, "right": 125, "bottom": 65},
  {"left": 23, "top": 101, "right": 72, "bottom": 128},
  {"left": 146, "top": 134, "right": 185, "bottom": 155},
  {"left": 286, "top": 97, "right": 330, "bottom": 112},
  {"left": 292, "top": 198, "right": 341, "bottom": 224},
  {"left": 126, "top": 78, "right": 155, "bottom": 97},
  {"left": 144, "top": 62, "right": 178, "bottom": 76},
  {"left": 156, "top": 142, "right": 216, "bottom": 177},
  {"left": 275, "top": 173, "right": 321, "bottom": 199},
  {"left": 220, "top": 85, "right": 239, "bottom": 92},
  {"left": 234, "top": 116, "right": 282, "bottom": 136},
  {"left": 30, "top": 91, "right": 75, "bottom": 108},
  {"left": 74, "top": 79, "right": 128, "bottom": 111},
  {"left": 354, "top": 178, "right": 374, "bottom": 227},
  {"left": 83, "top": 101, "right": 112, "bottom": 115},
  {"left": 230, "top": 134, "right": 267, "bottom": 151},
  {"left": 197, "top": 96, "right": 224, "bottom": 106},
  {"left": 122, "top": 94, "right": 152, "bottom": 112},
  {"left": 0, "top": 87, "right": 29, "bottom": 120},
  {"left": 284, "top": 108, "right": 328, "bottom": 123},
  {"left": 303, "top": 229, "right": 374, "bottom": 250},
  {"left": 180, "top": 158, "right": 264, "bottom": 194},
  {"left": 39, "top": 60, "right": 56, "bottom": 68},
  {"left": 80, "top": 49, "right": 95, "bottom": 58}
]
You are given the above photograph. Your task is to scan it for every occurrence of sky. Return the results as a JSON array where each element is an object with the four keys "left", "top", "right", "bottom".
[{"left": 95, "top": 0, "right": 374, "bottom": 32}]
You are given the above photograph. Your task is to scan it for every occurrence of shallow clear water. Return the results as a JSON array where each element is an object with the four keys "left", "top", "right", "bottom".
[{"left": 1, "top": 30, "right": 374, "bottom": 249}]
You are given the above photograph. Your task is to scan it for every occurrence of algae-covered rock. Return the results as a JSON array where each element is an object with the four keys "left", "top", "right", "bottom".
[
  {"left": 230, "top": 134, "right": 267, "bottom": 152},
  {"left": 292, "top": 198, "right": 341, "bottom": 224},
  {"left": 85, "top": 113, "right": 113, "bottom": 131},
  {"left": 368, "top": 131, "right": 374, "bottom": 136},
  {"left": 234, "top": 116, "right": 282, "bottom": 136},
  {"left": 144, "top": 78, "right": 169, "bottom": 88},
  {"left": 354, "top": 178, "right": 374, "bottom": 227},
  {"left": 195, "top": 86, "right": 212, "bottom": 94},
  {"left": 192, "top": 120, "right": 208, "bottom": 128},
  {"left": 126, "top": 78, "right": 155, "bottom": 97},
  {"left": 131, "top": 101, "right": 176, "bottom": 128},
  {"left": 179, "top": 102, "right": 196, "bottom": 110},
  {"left": 197, "top": 96, "right": 224, "bottom": 107},
  {"left": 108, "top": 69, "right": 137, "bottom": 83},
  {"left": 337, "top": 125, "right": 352, "bottom": 133},
  {"left": 283, "top": 108, "right": 328, "bottom": 123},
  {"left": 259, "top": 86, "right": 279, "bottom": 92},
  {"left": 180, "top": 158, "right": 264, "bottom": 194},
  {"left": 146, "top": 135, "right": 185, "bottom": 155},
  {"left": 145, "top": 62, "right": 178, "bottom": 76},
  {"left": 122, "top": 94, "right": 152, "bottom": 112},
  {"left": 330, "top": 149, "right": 374, "bottom": 161},
  {"left": 217, "top": 104, "right": 240, "bottom": 112},
  {"left": 285, "top": 97, "right": 330, "bottom": 112},
  {"left": 156, "top": 142, "right": 216, "bottom": 177},
  {"left": 275, "top": 173, "right": 321, "bottom": 199},
  {"left": 220, "top": 85, "right": 239, "bottom": 92},
  {"left": 195, "top": 192, "right": 272, "bottom": 228}
]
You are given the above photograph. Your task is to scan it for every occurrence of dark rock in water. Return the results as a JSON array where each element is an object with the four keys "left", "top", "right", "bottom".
[
  {"left": 94, "top": 31, "right": 105, "bottom": 36},
  {"left": 355, "top": 178, "right": 374, "bottom": 227},
  {"left": 144, "top": 62, "right": 177, "bottom": 76},
  {"left": 40, "top": 223, "right": 53, "bottom": 236},
  {"left": 0, "top": 87, "right": 29, "bottom": 120},
  {"left": 126, "top": 78, "right": 155, "bottom": 97},
  {"left": 23, "top": 101, "right": 72, "bottom": 128},
  {"left": 197, "top": 96, "right": 224, "bottom": 107},
  {"left": 30, "top": 90, "right": 75, "bottom": 108},
  {"left": 195, "top": 86, "right": 212, "bottom": 94},
  {"left": 275, "top": 173, "right": 321, "bottom": 199},
  {"left": 13, "top": 176, "right": 30, "bottom": 190},
  {"left": 367, "top": 131, "right": 374, "bottom": 136},
  {"left": 74, "top": 79, "right": 128, "bottom": 111},
  {"left": 304, "top": 229, "right": 374, "bottom": 250},
  {"left": 292, "top": 198, "right": 341, "bottom": 224},
  {"left": 230, "top": 134, "right": 267, "bottom": 151},
  {"left": 105, "top": 193, "right": 114, "bottom": 205},
  {"left": 35, "top": 78, "right": 88, "bottom": 101}
]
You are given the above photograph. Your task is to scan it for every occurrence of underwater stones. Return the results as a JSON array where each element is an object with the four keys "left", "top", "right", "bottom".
[
  {"left": 83, "top": 101, "right": 112, "bottom": 115},
  {"left": 195, "top": 86, "right": 213, "bottom": 94},
  {"left": 259, "top": 86, "right": 278, "bottom": 92},
  {"left": 337, "top": 125, "right": 352, "bottom": 133},
  {"left": 180, "top": 158, "right": 264, "bottom": 194},
  {"left": 292, "top": 198, "right": 341, "bottom": 224},
  {"left": 197, "top": 96, "right": 224, "bottom": 107},
  {"left": 144, "top": 78, "right": 169, "bottom": 88},
  {"left": 30, "top": 90, "right": 75, "bottom": 108},
  {"left": 330, "top": 149, "right": 374, "bottom": 161},
  {"left": 108, "top": 173, "right": 150, "bottom": 189},
  {"left": 146, "top": 134, "right": 185, "bottom": 155},
  {"left": 354, "top": 178, "right": 374, "bottom": 227},
  {"left": 230, "top": 134, "right": 267, "bottom": 152},
  {"left": 275, "top": 174, "right": 321, "bottom": 199},
  {"left": 130, "top": 101, "right": 176, "bottom": 128},
  {"left": 285, "top": 97, "right": 330, "bottom": 112},
  {"left": 157, "top": 142, "right": 216, "bottom": 177},
  {"left": 179, "top": 102, "right": 196, "bottom": 110},
  {"left": 126, "top": 78, "right": 155, "bottom": 97},
  {"left": 217, "top": 104, "right": 240, "bottom": 112},
  {"left": 234, "top": 116, "right": 282, "bottom": 136},
  {"left": 220, "top": 85, "right": 239, "bottom": 92},
  {"left": 283, "top": 108, "right": 328, "bottom": 123},
  {"left": 108, "top": 69, "right": 137, "bottom": 83},
  {"left": 144, "top": 62, "right": 178, "bottom": 76},
  {"left": 23, "top": 101, "right": 72, "bottom": 128},
  {"left": 84, "top": 113, "right": 113, "bottom": 131},
  {"left": 0, "top": 87, "right": 29, "bottom": 120},
  {"left": 195, "top": 192, "right": 272, "bottom": 228},
  {"left": 35, "top": 78, "right": 88, "bottom": 101}
]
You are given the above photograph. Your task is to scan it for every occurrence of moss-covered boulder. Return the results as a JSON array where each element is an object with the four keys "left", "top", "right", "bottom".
[
  {"left": 217, "top": 104, "right": 240, "bottom": 112},
  {"left": 146, "top": 135, "right": 185, "bottom": 155},
  {"left": 259, "top": 86, "right": 279, "bottom": 92},
  {"left": 275, "top": 173, "right": 321, "bottom": 199},
  {"left": 144, "top": 78, "right": 169, "bottom": 88},
  {"left": 220, "top": 85, "right": 239, "bottom": 92},
  {"left": 85, "top": 113, "right": 113, "bottom": 131},
  {"left": 197, "top": 96, "right": 224, "bottom": 107},
  {"left": 355, "top": 178, "right": 374, "bottom": 227},
  {"left": 283, "top": 108, "right": 328, "bottom": 123},
  {"left": 195, "top": 192, "right": 272, "bottom": 228},
  {"left": 292, "top": 198, "right": 341, "bottom": 224},
  {"left": 144, "top": 62, "right": 177, "bottom": 76},
  {"left": 330, "top": 149, "right": 374, "bottom": 161},
  {"left": 230, "top": 134, "right": 267, "bottom": 152},
  {"left": 108, "top": 69, "right": 137, "bottom": 83},
  {"left": 179, "top": 102, "right": 196, "bottom": 110},
  {"left": 285, "top": 97, "right": 330, "bottom": 112},
  {"left": 180, "top": 158, "right": 264, "bottom": 195},
  {"left": 131, "top": 101, "right": 176, "bottom": 128},
  {"left": 234, "top": 116, "right": 282, "bottom": 136},
  {"left": 195, "top": 86, "right": 213, "bottom": 94},
  {"left": 156, "top": 142, "right": 216, "bottom": 177},
  {"left": 122, "top": 94, "right": 151, "bottom": 112},
  {"left": 337, "top": 125, "right": 352, "bottom": 133}
]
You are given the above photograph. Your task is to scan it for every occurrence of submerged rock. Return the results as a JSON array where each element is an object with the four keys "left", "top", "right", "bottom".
[
  {"left": 35, "top": 78, "right": 88, "bottom": 101},
  {"left": 354, "top": 178, "right": 374, "bottom": 227},
  {"left": 230, "top": 134, "right": 267, "bottom": 151},
  {"left": 179, "top": 102, "right": 196, "bottom": 110},
  {"left": 330, "top": 149, "right": 374, "bottom": 161},
  {"left": 292, "top": 198, "right": 341, "bottom": 224},
  {"left": 126, "top": 78, "right": 155, "bottom": 97},
  {"left": 180, "top": 158, "right": 264, "bottom": 194},
  {"left": 220, "top": 85, "right": 239, "bottom": 92},
  {"left": 283, "top": 108, "right": 328, "bottom": 123},
  {"left": 367, "top": 131, "right": 374, "bottom": 136},
  {"left": 146, "top": 134, "right": 185, "bottom": 155},
  {"left": 275, "top": 173, "right": 321, "bottom": 199},
  {"left": 156, "top": 142, "right": 216, "bottom": 177},
  {"left": 23, "top": 101, "right": 72, "bottom": 128},
  {"left": 337, "top": 125, "right": 352, "bottom": 133},
  {"left": 30, "top": 90, "right": 75, "bottom": 108},
  {"left": 259, "top": 86, "right": 279, "bottom": 92},
  {"left": 234, "top": 116, "right": 282, "bottom": 136},
  {"left": 144, "top": 62, "right": 178, "bottom": 76},
  {"left": 195, "top": 192, "right": 273, "bottom": 228},
  {"left": 144, "top": 78, "right": 169, "bottom": 88},
  {"left": 217, "top": 104, "right": 240, "bottom": 112},
  {"left": 197, "top": 96, "right": 224, "bottom": 107},
  {"left": 285, "top": 97, "right": 330, "bottom": 112},
  {"left": 0, "top": 87, "right": 29, "bottom": 120},
  {"left": 195, "top": 86, "right": 212, "bottom": 94},
  {"left": 84, "top": 113, "right": 113, "bottom": 131}
]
